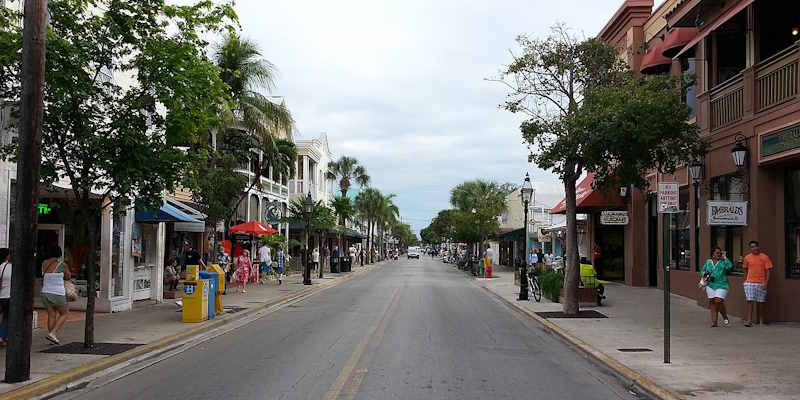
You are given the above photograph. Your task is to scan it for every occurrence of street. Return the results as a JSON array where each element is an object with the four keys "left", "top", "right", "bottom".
[{"left": 57, "top": 258, "right": 635, "bottom": 400}]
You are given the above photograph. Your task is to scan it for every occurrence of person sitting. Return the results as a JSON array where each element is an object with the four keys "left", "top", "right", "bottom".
[{"left": 165, "top": 258, "right": 180, "bottom": 291}]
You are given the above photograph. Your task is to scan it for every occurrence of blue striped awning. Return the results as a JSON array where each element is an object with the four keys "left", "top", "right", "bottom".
[{"left": 135, "top": 202, "right": 199, "bottom": 224}]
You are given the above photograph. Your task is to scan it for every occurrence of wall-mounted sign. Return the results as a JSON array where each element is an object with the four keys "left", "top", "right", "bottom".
[
  {"left": 38, "top": 203, "right": 52, "bottom": 216},
  {"left": 658, "top": 183, "right": 679, "bottom": 213},
  {"left": 707, "top": 201, "right": 748, "bottom": 226},
  {"left": 600, "top": 211, "right": 629, "bottom": 225},
  {"left": 761, "top": 122, "right": 800, "bottom": 158}
]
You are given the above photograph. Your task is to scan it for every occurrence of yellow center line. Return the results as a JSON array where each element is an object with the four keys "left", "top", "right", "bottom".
[{"left": 324, "top": 287, "right": 402, "bottom": 400}]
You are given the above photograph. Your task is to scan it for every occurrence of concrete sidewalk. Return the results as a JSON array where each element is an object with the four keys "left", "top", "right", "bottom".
[
  {"left": 0, "top": 262, "right": 380, "bottom": 397},
  {"left": 478, "top": 270, "right": 800, "bottom": 400}
]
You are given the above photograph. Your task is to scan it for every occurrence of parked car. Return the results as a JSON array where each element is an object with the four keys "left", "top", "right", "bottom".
[{"left": 407, "top": 246, "right": 420, "bottom": 259}]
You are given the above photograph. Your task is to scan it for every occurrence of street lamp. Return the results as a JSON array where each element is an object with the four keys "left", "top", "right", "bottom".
[
  {"left": 619, "top": 185, "right": 629, "bottom": 198},
  {"left": 519, "top": 173, "right": 534, "bottom": 301},
  {"left": 471, "top": 208, "right": 477, "bottom": 275},
  {"left": 303, "top": 191, "right": 313, "bottom": 285},
  {"left": 689, "top": 159, "right": 703, "bottom": 273},
  {"left": 731, "top": 134, "right": 748, "bottom": 169}
]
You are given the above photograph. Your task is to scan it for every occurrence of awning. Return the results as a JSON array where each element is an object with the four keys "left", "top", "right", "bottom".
[
  {"left": 135, "top": 202, "right": 200, "bottom": 223},
  {"left": 230, "top": 220, "right": 278, "bottom": 235},
  {"left": 661, "top": 27, "right": 697, "bottom": 58},
  {"left": 496, "top": 227, "right": 525, "bottom": 241},
  {"left": 343, "top": 229, "right": 365, "bottom": 239},
  {"left": 550, "top": 173, "right": 625, "bottom": 215},
  {"left": 168, "top": 199, "right": 206, "bottom": 232},
  {"left": 640, "top": 40, "right": 672, "bottom": 74},
  {"left": 674, "top": 0, "right": 752, "bottom": 58}
]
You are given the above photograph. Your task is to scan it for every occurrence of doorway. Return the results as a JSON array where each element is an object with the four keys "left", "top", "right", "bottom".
[{"left": 648, "top": 195, "right": 658, "bottom": 287}]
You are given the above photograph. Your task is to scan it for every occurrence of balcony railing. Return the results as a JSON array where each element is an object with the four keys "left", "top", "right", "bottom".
[
  {"left": 709, "top": 75, "right": 744, "bottom": 130},
  {"left": 755, "top": 44, "right": 799, "bottom": 112}
]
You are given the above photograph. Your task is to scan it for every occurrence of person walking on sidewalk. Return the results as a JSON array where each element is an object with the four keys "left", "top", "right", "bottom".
[
  {"left": 41, "top": 245, "right": 71, "bottom": 344},
  {"left": 743, "top": 240, "right": 773, "bottom": 326},
  {"left": 234, "top": 250, "right": 252, "bottom": 293},
  {"left": 312, "top": 247, "right": 320, "bottom": 274},
  {"left": 258, "top": 241, "right": 271, "bottom": 284},
  {"left": 0, "top": 248, "right": 11, "bottom": 346},
  {"left": 700, "top": 247, "right": 733, "bottom": 327},
  {"left": 275, "top": 248, "right": 286, "bottom": 285}
]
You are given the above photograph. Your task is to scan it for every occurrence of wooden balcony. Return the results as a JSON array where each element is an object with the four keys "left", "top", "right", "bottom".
[
  {"left": 755, "top": 44, "right": 799, "bottom": 113},
  {"left": 709, "top": 75, "right": 744, "bottom": 130}
]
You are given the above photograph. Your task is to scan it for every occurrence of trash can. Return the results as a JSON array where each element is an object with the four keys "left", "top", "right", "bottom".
[
  {"left": 199, "top": 271, "right": 218, "bottom": 319},
  {"left": 182, "top": 279, "right": 209, "bottom": 323},
  {"left": 342, "top": 256, "right": 352, "bottom": 272},
  {"left": 331, "top": 257, "right": 340, "bottom": 273}
]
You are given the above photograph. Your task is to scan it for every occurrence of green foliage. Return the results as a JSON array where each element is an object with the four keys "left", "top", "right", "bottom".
[
  {"left": 328, "top": 156, "right": 370, "bottom": 198},
  {"left": 449, "top": 180, "right": 509, "bottom": 243},
  {"left": 260, "top": 233, "right": 286, "bottom": 252},
  {"left": 283, "top": 196, "right": 335, "bottom": 233},
  {"left": 330, "top": 196, "right": 355, "bottom": 227},
  {"left": 540, "top": 270, "right": 564, "bottom": 303}
]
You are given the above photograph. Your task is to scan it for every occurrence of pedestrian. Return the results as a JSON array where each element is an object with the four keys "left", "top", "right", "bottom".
[
  {"left": 258, "top": 241, "right": 271, "bottom": 284},
  {"left": 250, "top": 247, "right": 260, "bottom": 285},
  {"left": 536, "top": 249, "right": 544, "bottom": 271},
  {"left": 312, "top": 247, "right": 320, "bottom": 273},
  {"left": 41, "top": 245, "right": 71, "bottom": 344},
  {"left": 182, "top": 241, "right": 205, "bottom": 271},
  {"left": 275, "top": 248, "right": 286, "bottom": 285},
  {"left": 485, "top": 245, "right": 494, "bottom": 278},
  {"left": 165, "top": 258, "right": 180, "bottom": 291},
  {"left": 700, "top": 246, "right": 732, "bottom": 327},
  {"left": 0, "top": 248, "right": 11, "bottom": 346},
  {"left": 323, "top": 246, "right": 330, "bottom": 273},
  {"left": 743, "top": 240, "right": 773, "bottom": 326},
  {"left": 216, "top": 244, "right": 231, "bottom": 282},
  {"left": 545, "top": 252, "right": 553, "bottom": 271},
  {"left": 234, "top": 249, "right": 251, "bottom": 293},
  {"left": 528, "top": 249, "right": 538, "bottom": 268}
]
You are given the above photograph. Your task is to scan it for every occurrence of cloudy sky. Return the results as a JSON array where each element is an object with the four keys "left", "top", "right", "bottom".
[{"left": 232, "top": 0, "right": 664, "bottom": 233}]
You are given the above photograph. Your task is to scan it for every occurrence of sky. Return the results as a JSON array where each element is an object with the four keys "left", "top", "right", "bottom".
[{"left": 231, "top": 0, "right": 665, "bottom": 234}]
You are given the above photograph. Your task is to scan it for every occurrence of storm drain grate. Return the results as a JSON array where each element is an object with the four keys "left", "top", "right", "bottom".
[
  {"left": 223, "top": 306, "right": 248, "bottom": 313},
  {"left": 41, "top": 342, "right": 142, "bottom": 355},
  {"left": 617, "top": 348, "right": 653, "bottom": 353},
  {"left": 535, "top": 310, "right": 608, "bottom": 319}
]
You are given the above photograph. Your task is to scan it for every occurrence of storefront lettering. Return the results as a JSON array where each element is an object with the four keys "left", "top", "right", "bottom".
[
  {"left": 38, "top": 203, "right": 52, "bottom": 216},
  {"left": 707, "top": 201, "right": 748, "bottom": 226},
  {"left": 600, "top": 211, "right": 629, "bottom": 225},
  {"left": 762, "top": 122, "right": 800, "bottom": 158}
]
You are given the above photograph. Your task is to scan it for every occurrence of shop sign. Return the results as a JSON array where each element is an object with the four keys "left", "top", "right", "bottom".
[
  {"left": 707, "top": 201, "right": 748, "bottom": 226},
  {"left": 38, "top": 203, "right": 52, "bottom": 216},
  {"left": 658, "top": 183, "right": 679, "bottom": 213},
  {"left": 600, "top": 211, "right": 629, "bottom": 225},
  {"left": 761, "top": 122, "right": 800, "bottom": 158}
]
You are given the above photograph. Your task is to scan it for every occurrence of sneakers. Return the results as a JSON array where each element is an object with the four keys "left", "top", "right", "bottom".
[
  {"left": 242, "top": 289, "right": 247, "bottom": 294},
  {"left": 723, "top": 318, "right": 730, "bottom": 326},
  {"left": 46, "top": 333, "right": 60, "bottom": 345}
]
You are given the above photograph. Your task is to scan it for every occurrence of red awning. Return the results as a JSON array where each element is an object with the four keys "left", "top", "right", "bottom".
[
  {"left": 674, "top": 0, "right": 752, "bottom": 58},
  {"left": 550, "top": 173, "right": 625, "bottom": 215},
  {"left": 661, "top": 27, "right": 697, "bottom": 58},
  {"left": 229, "top": 220, "right": 279, "bottom": 235},
  {"left": 640, "top": 40, "right": 672, "bottom": 74}
]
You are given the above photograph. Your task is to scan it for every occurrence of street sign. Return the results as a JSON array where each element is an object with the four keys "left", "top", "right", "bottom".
[
  {"left": 707, "top": 201, "right": 748, "bottom": 226},
  {"left": 600, "top": 211, "right": 629, "bottom": 225},
  {"left": 658, "top": 183, "right": 679, "bottom": 213}
]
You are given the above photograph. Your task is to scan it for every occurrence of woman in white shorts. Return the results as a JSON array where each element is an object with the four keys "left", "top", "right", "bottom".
[{"left": 700, "top": 247, "right": 733, "bottom": 327}]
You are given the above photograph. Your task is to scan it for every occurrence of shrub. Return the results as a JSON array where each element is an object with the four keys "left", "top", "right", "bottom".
[{"left": 540, "top": 270, "right": 564, "bottom": 303}]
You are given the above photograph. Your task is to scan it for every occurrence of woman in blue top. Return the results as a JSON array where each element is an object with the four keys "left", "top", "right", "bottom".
[{"left": 700, "top": 246, "right": 733, "bottom": 327}]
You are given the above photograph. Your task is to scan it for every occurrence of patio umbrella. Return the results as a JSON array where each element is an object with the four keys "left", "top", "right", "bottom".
[{"left": 229, "top": 220, "right": 279, "bottom": 235}]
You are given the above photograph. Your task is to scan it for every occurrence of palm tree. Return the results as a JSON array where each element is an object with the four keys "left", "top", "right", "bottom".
[
  {"left": 355, "top": 188, "right": 383, "bottom": 263},
  {"left": 328, "top": 156, "right": 370, "bottom": 198},
  {"left": 283, "top": 197, "right": 335, "bottom": 278},
  {"left": 331, "top": 196, "right": 355, "bottom": 252},
  {"left": 450, "top": 180, "right": 510, "bottom": 271},
  {"left": 377, "top": 194, "right": 399, "bottom": 259}
]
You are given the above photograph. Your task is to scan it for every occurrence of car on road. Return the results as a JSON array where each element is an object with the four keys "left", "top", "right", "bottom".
[{"left": 407, "top": 246, "right": 420, "bottom": 259}]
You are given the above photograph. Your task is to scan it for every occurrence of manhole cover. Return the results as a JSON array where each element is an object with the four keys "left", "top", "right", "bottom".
[
  {"left": 535, "top": 310, "right": 608, "bottom": 319},
  {"left": 618, "top": 348, "right": 653, "bottom": 352},
  {"left": 41, "top": 342, "right": 142, "bottom": 355}
]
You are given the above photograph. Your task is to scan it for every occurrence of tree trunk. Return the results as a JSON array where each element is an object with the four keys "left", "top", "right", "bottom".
[
  {"left": 83, "top": 200, "right": 97, "bottom": 348},
  {"left": 5, "top": 0, "right": 48, "bottom": 383},
  {"left": 563, "top": 175, "right": 580, "bottom": 315}
]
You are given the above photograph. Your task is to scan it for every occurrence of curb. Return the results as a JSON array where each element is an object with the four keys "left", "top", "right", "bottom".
[
  {"left": 480, "top": 284, "right": 681, "bottom": 400},
  {"left": 1, "top": 265, "right": 379, "bottom": 400}
]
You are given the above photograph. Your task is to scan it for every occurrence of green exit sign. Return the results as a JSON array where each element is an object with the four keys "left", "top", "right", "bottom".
[{"left": 38, "top": 203, "right": 52, "bottom": 216}]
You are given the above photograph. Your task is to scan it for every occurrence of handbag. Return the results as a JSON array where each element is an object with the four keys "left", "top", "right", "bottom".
[{"left": 64, "top": 280, "right": 78, "bottom": 302}]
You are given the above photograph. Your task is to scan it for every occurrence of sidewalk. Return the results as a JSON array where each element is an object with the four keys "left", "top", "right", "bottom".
[
  {"left": 478, "top": 270, "right": 800, "bottom": 400},
  {"left": 0, "top": 263, "right": 379, "bottom": 397}
]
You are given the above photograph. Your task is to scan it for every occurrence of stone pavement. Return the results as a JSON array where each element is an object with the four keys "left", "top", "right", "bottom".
[
  {"left": 0, "top": 262, "right": 378, "bottom": 396},
  {"left": 478, "top": 270, "right": 800, "bottom": 400}
]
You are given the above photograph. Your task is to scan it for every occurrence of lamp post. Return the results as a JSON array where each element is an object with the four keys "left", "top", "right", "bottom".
[
  {"left": 303, "top": 191, "right": 313, "bottom": 285},
  {"left": 689, "top": 159, "right": 703, "bottom": 272},
  {"left": 519, "top": 173, "right": 534, "bottom": 301},
  {"left": 471, "top": 208, "right": 477, "bottom": 275},
  {"left": 731, "top": 134, "right": 748, "bottom": 168}
]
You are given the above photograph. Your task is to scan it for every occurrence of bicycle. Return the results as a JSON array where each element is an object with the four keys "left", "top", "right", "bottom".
[{"left": 527, "top": 270, "right": 542, "bottom": 302}]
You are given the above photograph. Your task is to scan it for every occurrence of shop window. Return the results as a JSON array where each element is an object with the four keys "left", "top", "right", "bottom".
[
  {"left": 249, "top": 194, "right": 258, "bottom": 221},
  {"left": 785, "top": 169, "right": 800, "bottom": 278},
  {"left": 709, "top": 174, "right": 746, "bottom": 274},
  {"left": 665, "top": 186, "right": 691, "bottom": 271},
  {"left": 681, "top": 58, "right": 696, "bottom": 119}
]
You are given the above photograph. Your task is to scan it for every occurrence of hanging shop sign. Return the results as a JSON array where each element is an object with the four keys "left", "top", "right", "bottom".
[
  {"left": 707, "top": 201, "right": 748, "bottom": 226},
  {"left": 761, "top": 122, "right": 800, "bottom": 158},
  {"left": 600, "top": 211, "right": 629, "bottom": 225},
  {"left": 38, "top": 203, "right": 53, "bottom": 216},
  {"left": 658, "top": 183, "right": 679, "bottom": 213}
]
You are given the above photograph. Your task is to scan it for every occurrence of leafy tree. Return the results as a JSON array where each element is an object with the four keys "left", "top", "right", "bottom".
[
  {"left": 0, "top": 0, "right": 237, "bottom": 347},
  {"left": 450, "top": 180, "right": 509, "bottom": 269},
  {"left": 392, "top": 223, "right": 417, "bottom": 249},
  {"left": 327, "top": 156, "right": 370, "bottom": 198},
  {"left": 376, "top": 193, "right": 398, "bottom": 259},
  {"left": 330, "top": 195, "right": 355, "bottom": 251},
  {"left": 283, "top": 196, "right": 335, "bottom": 278},
  {"left": 497, "top": 26, "right": 701, "bottom": 313}
]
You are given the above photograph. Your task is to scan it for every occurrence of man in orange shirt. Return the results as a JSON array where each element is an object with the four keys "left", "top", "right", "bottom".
[{"left": 743, "top": 240, "right": 773, "bottom": 327}]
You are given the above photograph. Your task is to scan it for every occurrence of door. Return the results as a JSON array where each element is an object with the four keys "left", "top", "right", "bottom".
[
  {"left": 36, "top": 224, "right": 65, "bottom": 278},
  {"left": 648, "top": 195, "right": 658, "bottom": 287}
]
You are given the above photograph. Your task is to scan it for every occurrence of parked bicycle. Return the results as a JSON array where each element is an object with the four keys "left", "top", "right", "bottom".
[{"left": 527, "top": 269, "right": 542, "bottom": 302}]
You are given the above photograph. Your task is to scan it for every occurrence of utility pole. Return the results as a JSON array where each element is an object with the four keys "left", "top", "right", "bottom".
[{"left": 6, "top": 0, "right": 48, "bottom": 383}]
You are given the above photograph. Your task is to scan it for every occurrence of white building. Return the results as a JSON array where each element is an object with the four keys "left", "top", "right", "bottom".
[{"left": 288, "top": 133, "right": 332, "bottom": 204}]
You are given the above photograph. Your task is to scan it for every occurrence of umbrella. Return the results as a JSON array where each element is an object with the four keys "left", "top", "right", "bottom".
[{"left": 229, "top": 220, "right": 279, "bottom": 235}]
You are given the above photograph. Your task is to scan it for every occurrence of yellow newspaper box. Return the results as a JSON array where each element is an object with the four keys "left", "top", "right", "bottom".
[
  {"left": 206, "top": 264, "right": 225, "bottom": 315},
  {"left": 182, "top": 279, "right": 209, "bottom": 323},
  {"left": 185, "top": 265, "right": 200, "bottom": 281}
]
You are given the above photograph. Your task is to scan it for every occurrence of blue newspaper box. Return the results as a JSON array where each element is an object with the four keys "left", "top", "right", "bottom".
[{"left": 198, "top": 271, "right": 218, "bottom": 319}]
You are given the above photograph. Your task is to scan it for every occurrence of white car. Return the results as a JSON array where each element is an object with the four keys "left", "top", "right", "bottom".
[{"left": 407, "top": 247, "right": 420, "bottom": 259}]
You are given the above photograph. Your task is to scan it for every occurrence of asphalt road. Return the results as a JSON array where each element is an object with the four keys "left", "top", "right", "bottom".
[{"left": 59, "top": 258, "right": 637, "bottom": 400}]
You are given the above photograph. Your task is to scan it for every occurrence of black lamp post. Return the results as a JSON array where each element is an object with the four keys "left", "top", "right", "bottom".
[
  {"left": 519, "top": 173, "right": 533, "bottom": 301},
  {"left": 303, "top": 191, "right": 313, "bottom": 285},
  {"left": 731, "top": 134, "right": 748, "bottom": 168},
  {"left": 689, "top": 159, "right": 703, "bottom": 272}
]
